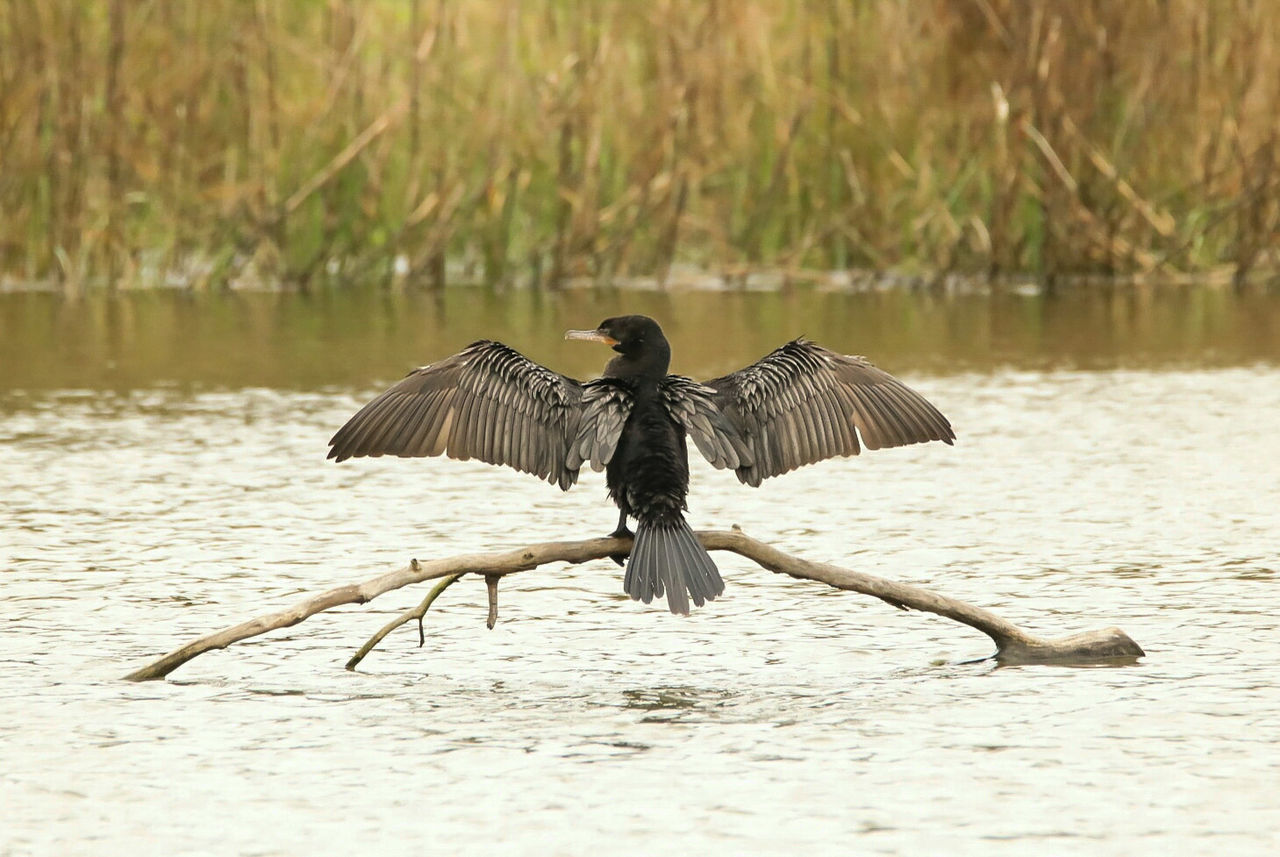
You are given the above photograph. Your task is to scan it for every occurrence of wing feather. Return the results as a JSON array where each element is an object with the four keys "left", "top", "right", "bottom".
[
  {"left": 499, "top": 392, "right": 518, "bottom": 470},
  {"left": 704, "top": 339, "right": 954, "bottom": 485},
  {"left": 451, "top": 386, "right": 480, "bottom": 461},
  {"left": 809, "top": 384, "right": 841, "bottom": 458},
  {"left": 517, "top": 410, "right": 534, "bottom": 475},
  {"left": 410, "top": 395, "right": 444, "bottom": 454},
  {"left": 328, "top": 340, "right": 585, "bottom": 490},
  {"left": 819, "top": 384, "right": 859, "bottom": 456},
  {"left": 382, "top": 392, "right": 431, "bottom": 456},
  {"left": 660, "top": 376, "right": 753, "bottom": 473},
  {"left": 347, "top": 394, "right": 402, "bottom": 457},
  {"left": 479, "top": 383, "right": 498, "bottom": 462},
  {"left": 841, "top": 384, "right": 886, "bottom": 451},
  {"left": 571, "top": 380, "right": 634, "bottom": 473},
  {"left": 857, "top": 385, "right": 909, "bottom": 447}
]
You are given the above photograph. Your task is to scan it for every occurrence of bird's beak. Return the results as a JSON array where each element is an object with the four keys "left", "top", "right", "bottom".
[{"left": 564, "top": 329, "right": 618, "bottom": 345}]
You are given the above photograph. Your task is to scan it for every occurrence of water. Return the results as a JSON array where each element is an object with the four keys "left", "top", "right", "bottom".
[{"left": 3, "top": 287, "right": 1279, "bottom": 855}]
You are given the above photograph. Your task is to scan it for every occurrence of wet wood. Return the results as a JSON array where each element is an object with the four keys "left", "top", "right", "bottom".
[{"left": 122, "top": 529, "right": 1144, "bottom": 681}]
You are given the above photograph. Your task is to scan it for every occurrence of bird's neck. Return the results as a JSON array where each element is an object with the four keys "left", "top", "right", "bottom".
[{"left": 604, "top": 341, "right": 670, "bottom": 380}]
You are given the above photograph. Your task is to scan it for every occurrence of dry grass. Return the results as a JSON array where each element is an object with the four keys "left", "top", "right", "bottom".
[{"left": 1, "top": 0, "right": 1277, "bottom": 289}]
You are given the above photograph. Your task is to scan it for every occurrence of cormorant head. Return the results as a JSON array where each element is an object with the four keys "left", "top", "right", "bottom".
[{"left": 565, "top": 315, "right": 670, "bottom": 377}]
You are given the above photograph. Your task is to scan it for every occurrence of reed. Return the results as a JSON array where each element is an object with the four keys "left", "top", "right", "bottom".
[{"left": 0, "top": 0, "right": 1275, "bottom": 290}]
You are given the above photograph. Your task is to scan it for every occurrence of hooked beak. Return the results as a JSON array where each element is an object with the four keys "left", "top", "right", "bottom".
[{"left": 564, "top": 329, "right": 618, "bottom": 345}]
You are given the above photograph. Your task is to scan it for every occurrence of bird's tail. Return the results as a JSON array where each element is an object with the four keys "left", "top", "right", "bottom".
[{"left": 624, "top": 516, "right": 724, "bottom": 615}]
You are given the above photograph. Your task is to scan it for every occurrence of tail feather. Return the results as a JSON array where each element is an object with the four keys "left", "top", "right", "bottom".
[{"left": 625, "top": 517, "right": 724, "bottom": 615}]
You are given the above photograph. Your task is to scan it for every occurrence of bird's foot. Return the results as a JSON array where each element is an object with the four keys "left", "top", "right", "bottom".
[{"left": 608, "top": 524, "right": 634, "bottom": 567}]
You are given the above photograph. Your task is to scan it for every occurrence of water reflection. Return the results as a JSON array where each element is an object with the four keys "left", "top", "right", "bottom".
[
  {"left": 2, "top": 285, "right": 1278, "bottom": 394},
  {"left": 620, "top": 686, "right": 730, "bottom": 711}
]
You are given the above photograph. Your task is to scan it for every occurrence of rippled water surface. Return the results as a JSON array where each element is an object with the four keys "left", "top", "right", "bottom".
[{"left": 3, "top": 288, "right": 1279, "bottom": 855}]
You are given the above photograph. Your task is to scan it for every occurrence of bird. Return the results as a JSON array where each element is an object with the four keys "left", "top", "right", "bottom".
[{"left": 327, "top": 315, "right": 954, "bottom": 615}]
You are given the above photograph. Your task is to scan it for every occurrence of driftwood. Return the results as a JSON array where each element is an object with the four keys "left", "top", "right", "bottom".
[{"left": 122, "top": 529, "right": 1144, "bottom": 682}]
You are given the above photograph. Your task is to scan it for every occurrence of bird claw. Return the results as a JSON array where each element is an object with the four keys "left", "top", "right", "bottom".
[{"left": 608, "top": 525, "right": 633, "bottom": 566}]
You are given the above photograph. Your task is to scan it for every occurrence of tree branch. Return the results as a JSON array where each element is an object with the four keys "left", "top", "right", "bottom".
[
  {"left": 343, "top": 572, "right": 464, "bottom": 671},
  {"left": 122, "top": 529, "right": 1144, "bottom": 682}
]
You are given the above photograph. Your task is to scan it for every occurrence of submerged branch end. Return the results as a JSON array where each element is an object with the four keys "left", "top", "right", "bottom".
[
  {"left": 485, "top": 575, "right": 500, "bottom": 630},
  {"left": 994, "top": 626, "right": 1145, "bottom": 665},
  {"left": 417, "top": 572, "right": 465, "bottom": 647}
]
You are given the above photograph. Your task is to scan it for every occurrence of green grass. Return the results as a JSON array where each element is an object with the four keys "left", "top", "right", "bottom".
[{"left": 0, "top": 0, "right": 1276, "bottom": 290}]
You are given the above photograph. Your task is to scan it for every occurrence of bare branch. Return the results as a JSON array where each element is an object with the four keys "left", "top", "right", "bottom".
[
  {"left": 122, "top": 530, "right": 1144, "bottom": 682},
  {"left": 485, "top": 574, "right": 500, "bottom": 630},
  {"left": 343, "top": 572, "right": 464, "bottom": 672}
]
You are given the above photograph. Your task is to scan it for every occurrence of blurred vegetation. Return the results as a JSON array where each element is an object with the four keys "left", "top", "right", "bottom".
[{"left": 1, "top": 0, "right": 1277, "bottom": 290}]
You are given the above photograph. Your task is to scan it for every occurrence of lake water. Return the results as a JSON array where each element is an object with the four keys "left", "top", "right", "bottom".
[{"left": 2, "top": 285, "right": 1279, "bottom": 855}]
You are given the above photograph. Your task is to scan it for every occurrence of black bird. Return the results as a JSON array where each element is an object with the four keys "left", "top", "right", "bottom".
[{"left": 327, "top": 315, "right": 954, "bottom": 615}]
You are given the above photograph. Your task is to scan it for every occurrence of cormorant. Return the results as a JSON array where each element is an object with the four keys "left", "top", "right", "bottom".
[{"left": 327, "top": 315, "right": 954, "bottom": 615}]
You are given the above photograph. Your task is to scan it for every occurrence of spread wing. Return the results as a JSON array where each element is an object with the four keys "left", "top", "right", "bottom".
[
  {"left": 659, "top": 376, "right": 754, "bottom": 471},
  {"left": 327, "top": 340, "right": 586, "bottom": 490},
  {"left": 703, "top": 339, "right": 954, "bottom": 486}
]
